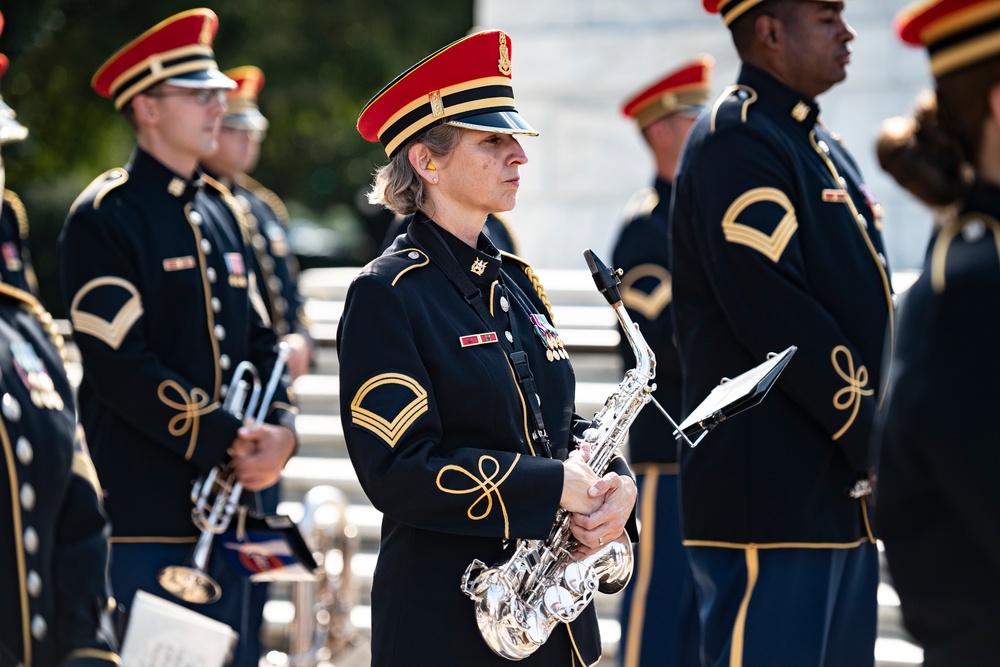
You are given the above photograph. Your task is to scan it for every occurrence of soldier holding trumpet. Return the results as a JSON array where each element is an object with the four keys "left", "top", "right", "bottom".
[{"left": 57, "top": 9, "right": 297, "bottom": 666}]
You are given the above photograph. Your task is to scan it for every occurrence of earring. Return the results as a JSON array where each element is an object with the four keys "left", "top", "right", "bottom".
[
  {"left": 427, "top": 163, "right": 436, "bottom": 171},
  {"left": 432, "top": 177, "right": 439, "bottom": 183}
]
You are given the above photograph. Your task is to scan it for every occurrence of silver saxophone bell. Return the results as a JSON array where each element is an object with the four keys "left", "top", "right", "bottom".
[{"left": 158, "top": 343, "right": 290, "bottom": 604}]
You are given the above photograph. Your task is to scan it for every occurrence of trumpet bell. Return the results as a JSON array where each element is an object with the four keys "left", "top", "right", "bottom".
[{"left": 158, "top": 565, "right": 222, "bottom": 604}]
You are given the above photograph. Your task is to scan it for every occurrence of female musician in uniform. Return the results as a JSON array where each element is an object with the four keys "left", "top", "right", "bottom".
[
  {"left": 338, "top": 30, "right": 638, "bottom": 666},
  {"left": 876, "top": 1, "right": 1000, "bottom": 664}
]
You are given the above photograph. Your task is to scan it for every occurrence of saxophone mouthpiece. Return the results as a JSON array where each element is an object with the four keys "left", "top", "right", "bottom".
[{"left": 583, "top": 249, "right": 623, "bottom": 306}]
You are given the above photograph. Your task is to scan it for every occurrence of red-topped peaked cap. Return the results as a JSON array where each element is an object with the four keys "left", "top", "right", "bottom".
[
  {"left": 357, "top": 29, "right": 537, "bottom": 159},
  {"left": 622, "top": 55, "right": 714, "bottom": 129},
  {"left": 895, "top": 0, "right": 1000, "bottom": 77},
  {"left": 221, "top": 66, "right": 268, "bottom": 132},
  {"left": 703, "top": 0, "right": 842, "bottom": 27},
  {"left": 0, "top": 11, "right": 28, "bottom": 145},
  {"left": 92, "top": 8, "right": 236, "bottom": 111}
]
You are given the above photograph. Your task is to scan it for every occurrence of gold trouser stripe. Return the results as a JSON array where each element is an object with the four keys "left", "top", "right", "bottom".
[
  {"left": 730, "top": 547, "right": 760, "bottom": 667},
  {"left": 623, "top": 471, "right": 660, "bottom": 667},
  {"left": 684, "top": 537, "right": 869, "bottom": 550},
  {"left": 64, "top": 649, "right": 122, "bottom": 665}
]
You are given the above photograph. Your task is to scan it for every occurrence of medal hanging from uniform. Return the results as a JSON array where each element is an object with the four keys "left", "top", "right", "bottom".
[{"left": 11, "top": 340, "right": 63, "bottom": 410}]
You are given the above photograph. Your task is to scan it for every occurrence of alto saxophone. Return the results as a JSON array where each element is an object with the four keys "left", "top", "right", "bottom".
[{"left": 460, "top": 249, "right": 654, "bottom": 660}]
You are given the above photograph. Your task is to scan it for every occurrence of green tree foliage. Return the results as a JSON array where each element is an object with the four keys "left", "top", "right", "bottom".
[{"left": 0, "top": 0, "right": 472, "bottom": 314}]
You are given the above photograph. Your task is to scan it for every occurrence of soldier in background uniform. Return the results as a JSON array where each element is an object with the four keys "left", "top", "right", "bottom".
[
  {"left": 612, "top": 56, "right": 712, "bottom": 667},
  {"left": 0, "top": 14, "right": 121, "bottom": 665},
  {"left": 0, "top": 22, "right": 38, "bottom": 296},
  {"left": 671, "top": 1, "right": 893, "bottom": 665},
  {"left": 202, "top": 65, "right": 315, "bottom": 381},
  {"left": 875, "top": 1, "right": 1000, "bottom": 664},
  {"left": 342, "top": 29, "right": 637, "bottom": 666},
  {"left": 57, "top": 10, "right": 297, "bottom": 666}
]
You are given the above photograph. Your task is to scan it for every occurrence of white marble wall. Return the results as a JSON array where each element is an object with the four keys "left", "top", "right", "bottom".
[{"left": 474, "top": 0, "right": 934, "bottom": 271}]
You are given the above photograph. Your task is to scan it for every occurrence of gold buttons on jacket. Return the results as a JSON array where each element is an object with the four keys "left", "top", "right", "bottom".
[
  {"left": 189, "top": 210, "right": 203, "bottom": 225},
  {"left": 15, "top": 436, "right": 32, "bottom": 464},
  {"left": 500, "top": 296, "right": 510, "bottom": 312},
  {"left": 220, "top": 354, "right": 231, "bottom": 370},
  {"left": 23, "top": 526, "right": 38, "bottom": 554},
  {"left": 214, "top": 324, "right": 226, "bottom": 341},
  {"left": 201, "top": 238, "right": 213, "bottom": 255},
  {"left": 211, "top": 297, "right": 221, "bottom": 313},
  {"left": 26, "top": 570, "right": 41, "bottom": 597},
  {"left": 2, "top": 394, "right": 20, "bottom": 421},
  {"left": 31, "top": 614, "right": 47, "bottom": 640},
  {"left": 20, "top": 483, "right": 35, "bottom": 511},
  {"left": 207, "top": 267, "right": 217, "bottom": 284}
]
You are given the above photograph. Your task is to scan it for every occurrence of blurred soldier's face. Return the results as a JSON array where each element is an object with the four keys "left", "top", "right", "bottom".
[
  {"left": 203, "top": 126, "right": 256, "bottom": 178},
  {"left": 433, "top": 129, "right": 528, "bottom": 218},
  {"left": 778, "top": 1, "right": 855, "bottom": 99},
  {"left": 136, "top": 85, "right": 227, "bottom": 169}
]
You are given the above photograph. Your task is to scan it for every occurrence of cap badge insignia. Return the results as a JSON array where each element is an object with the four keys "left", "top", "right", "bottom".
[
  {"left": 498, "top": 33, "right": 512, "bottom": 76},
  {"left": 791, "top": 101, "right": 810, "bottom": 123},
  {"left": 471, "top": 258, "right": 488, "bottom": 276},
  {"left": 429, "top": 90, "right": 445, "bottom": 118},
  {"left": 167, "top": 178, "right": 186, "bottom": 197}
]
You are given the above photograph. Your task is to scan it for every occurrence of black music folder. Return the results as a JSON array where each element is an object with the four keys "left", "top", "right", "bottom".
[{"left": 677, "top": 346, "right": 797, "bottom": 441}]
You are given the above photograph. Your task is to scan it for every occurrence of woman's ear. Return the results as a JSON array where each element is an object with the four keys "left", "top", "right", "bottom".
[{"left": 408, "top": 144, "right": 439, "bottom": 184}]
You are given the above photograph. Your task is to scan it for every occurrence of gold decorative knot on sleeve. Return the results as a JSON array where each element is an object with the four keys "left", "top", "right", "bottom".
[
  {"left": 831, "top": 345, "right": 873, "bottom": 441},
  {"left": 157, "top": 380, "right": 219, "bottom": 461},
  {"left": 436, "top": 453, "right": 520, "bottom": 539}
]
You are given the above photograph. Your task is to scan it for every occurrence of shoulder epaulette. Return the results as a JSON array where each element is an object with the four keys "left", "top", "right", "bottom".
[
  {"left": 68, "top": 168, "right": 129, "bottom": 215},
  {"left": 3, "top": 190, "right": 29, "bottom": 239},
  {"left": 237, "top": 174, "right": 291, "bottom": 225},
  {"left": 619, "top": 186, "right": 658, "bottom": 226},
  {"left": 710, "top": 84, "right": 758, "bottom": 134},
  {"left": 501, "top": 251, "right": 556, "bottom": 324},
  {"left": 930, "top": 213, "right": 1000, "bottom": 294},
  {"left": 368, "top": 247, "right": 429, "bottom": 287}
]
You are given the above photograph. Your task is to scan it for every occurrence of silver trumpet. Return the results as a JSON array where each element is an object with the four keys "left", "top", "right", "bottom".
[
  {"left": 159, "top": 342, "right": 291, "bottom": 604},
  {"left": 460, "top": 250, "right": 651, "bottom": 660}
]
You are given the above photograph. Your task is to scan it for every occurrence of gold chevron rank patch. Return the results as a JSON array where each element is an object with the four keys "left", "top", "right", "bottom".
[
  {"left": 69, "top": 276, "right": 144, "bottom": 350},
  {"left": 620, "top": 263, "right": 672, "bottom": 320},
  {"left": 350, "top": 372, "right": 429, "bottom": 448},
  {"left": 721, "top": 187, "right": 799, "bottom": 263}
]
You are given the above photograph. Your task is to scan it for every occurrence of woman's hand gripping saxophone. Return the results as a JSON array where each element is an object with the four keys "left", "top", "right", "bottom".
[{"left": 561, "top": 442, "right": 637, "bottom": 557}]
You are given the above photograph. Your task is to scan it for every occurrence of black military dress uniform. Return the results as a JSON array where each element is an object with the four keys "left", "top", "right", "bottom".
[
  {"left": 0, "top": 191, "right": 39, "bottom": 294},
  {"left": 58, "top": 149, "right": 295, "bottom": 664},
  {"left": 0, "top": 283, "right": 119, "bottom": 667},
  {"left": 59, "top": 147, "right": 295, "bottom": 539},
  {"left": 672, "top": 63, "right": 893, "bottom": 545},
  {"left": 670, "top": 63, "right": 894, "bottom": 663},
  {"left": 339, "top": 215, "right": 636, "bottom": 666},
  {"left": 877, "top": 182, "right": 1000, "bottom": 666}
]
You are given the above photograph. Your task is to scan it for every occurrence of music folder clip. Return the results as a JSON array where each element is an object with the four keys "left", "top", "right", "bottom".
[{"left": 675, "top": 345, "right": 797, "bottom": 446}]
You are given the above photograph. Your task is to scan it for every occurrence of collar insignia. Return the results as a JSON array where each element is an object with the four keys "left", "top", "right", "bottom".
[
  {"left": 791, "top": 101, "right": 810, "bottom": 123},
  {"left": 471, "top": 258, "right": 488, "bottom": 276},
  {"left": 167, "top": 177, "right": 186, "bottom": 197}
]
